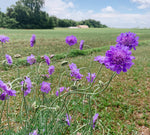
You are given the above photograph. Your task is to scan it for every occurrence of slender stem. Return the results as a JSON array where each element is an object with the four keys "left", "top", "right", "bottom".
[
  {"left": 88, "top": 94, "right": 93, "bottom": 135},
  {"left": 6, "top": 99, "right": 11, "bottom": 132},
  {"left": 1, "top": 43, "right": 4, "bottom": 59},
  {"left": 0, "top": 99, "right": 6, "bottom": 125}
]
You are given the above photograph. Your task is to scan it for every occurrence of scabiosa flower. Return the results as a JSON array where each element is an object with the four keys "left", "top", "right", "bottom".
[
  {"left": 116, "top": 32, "right": 139, "bottom": 50},
  {"left": 69, "top": 63, "right": 83, "bottom": 80},
  {"left": 0, "top": 92, "right": 7, "bottom": 101},
  {"left": 30, "top": 34, "right": 36, "bottom": 47},
  {"left": 29, "top": 129, "right": 38, "bottom": 135},
  {"left": 21, "top": 77, "right": 32, "bottom": 97},
  {"left": 44, "top": 55, "right": 50, "bottom": 65},
  {"left": 48, "top": 65, "right": 55, "bottom": 75},
  {"left": 104, "top": 46, "right": 135, "bottom": 74},
  {"left": 86, "top": 73, "right": 96, "bottom": 83},
  {"left": 93, "top": 113, "right": 99, "bottom": 128},
  {"left": 79, "top": 40, "right": 84, "bottom": 50},
  {"left": 5, "top": 54, "right": 13, "bottom": 65},
  {"left": 27, "top": 54, "right": 36, "bottom": 65},
  {"left": 40, "top": 81, "right": 51, "bottom": 94},
  {"left": 65, "top": 113, "right": 71, "bottom": 126},
  {"left": 0, "top": 35, "right": 9, "bottom": 43},
  {"left": 94, "top": 55, "right": 105, "bottom": 64},
  {"left": 66, "top": 35, "right": 77, "bottom": 46}
]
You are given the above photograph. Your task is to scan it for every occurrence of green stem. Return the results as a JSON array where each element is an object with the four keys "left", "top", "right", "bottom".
[
  {"left": 0, "top": 99, "right": 6, "bottom": 125},
  {"left": 88, "top": 94, "right": 93, "bottom": 135},
  {"left": 7, "top": 99, "right": 11, "bottom": 132}
]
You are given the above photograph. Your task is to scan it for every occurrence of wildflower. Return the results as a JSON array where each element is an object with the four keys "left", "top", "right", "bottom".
[
  {"left": 104, "top": 46, "right": 135, "bottom": 74},
  {"left": 69, "top": 63, "right": 83, "bottom": 80},
  {"left": 66, "top": 35, "right": 77, "bottom": 46},
  {"left": 65, "top": 113, "right": 71, "bottom": 126},
  {"left": 79, "top": 40, "right": 84, "bottom": 50},
  {"left": 116, "top": 32, "right": 139, "bottom": 50},
  {"left": 0, "top": 35, "right": 9, "bottom": 43},
  {"left": 29, "top": 129, "right": 38, "bottom": 135},
  {"left": 21, "top": 77, "right": 32, "bottom": 97},
  {"left": 0, "top": 80, "right": 16, "bottom": 100},
  {"left": 56, "top": 87, "right": 65, "bottom": 96},
  {"left": 86, "top": 73, "right": 96, "bottom": 83},
  {"left": 40, "top": 81, "right": 51, "bottom": 94},
  {"left": 27, "top": 54, "right": 36, "bottom": 65},
  {"left": 93, "top": 113, "right": 99, "bottom": 128},
  {"left": 94, "top": 55, "right": 105, "bottom": 64},
  {"left": 48, "top": 65, "right": 55, "bottom": 75},
  {"left": 30, "top": 34, "right": 36, "bottom": 47},
  {"left": 5, "top": 54, "right": 13, "bottom": 65},
  {"left": 44, "top": 55, "right": 50, "bottom": 65}
]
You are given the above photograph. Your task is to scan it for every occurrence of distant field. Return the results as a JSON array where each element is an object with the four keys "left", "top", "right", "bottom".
[
  {"left": 0, "top": 28, "right": 150, "bottom": 134},
  {"left": 0, "top": 28, "right": 150, "bottom": 61}
]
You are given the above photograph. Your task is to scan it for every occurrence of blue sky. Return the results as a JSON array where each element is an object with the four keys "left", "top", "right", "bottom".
[{"left": 1, "top": 0, "right": 150, "bottom": 28}]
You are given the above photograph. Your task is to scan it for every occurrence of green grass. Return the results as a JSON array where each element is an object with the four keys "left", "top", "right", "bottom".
[{"left": 0, "top": 28, "right": 150, "bottom": 134}]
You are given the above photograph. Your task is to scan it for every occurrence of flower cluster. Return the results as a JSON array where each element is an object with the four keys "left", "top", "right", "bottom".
[
  {"left": 79, "top": 40, "right": 84, "bottom": 50},
  {"left": 69, "top": 63, "right": 83, "bottom": 80},
  {"left": 5, "top": 54, "right": 13, "bottom": 65},
  {"left": 44, "top": 55, "right": 50, "bottom": 66},
  {"left": 27, "top": 54, "right": 36, "bottom": 65},
  {"left": 66, "top": 35, "right": 77, "bottom": 46},
  {"left": 116, "top": 32, "right": 139, "bottom": 50},
  {"left": 40, "top": 81, "right": 51, "bottom": 94},
  {"left": 30, "top": 34, "right": 36, "bottom": 47},
  {"left": 0, "top": 35, "right": 9, "bottom": 43},
  {"left": 21, "top": 77, "right": 32, "bottom": 97},
  {"left": 65, "top": 113, "right": 71, "bottom": 126},
  {"left": 0, "top": 80, "right": 16, "bottom": 101},
  {"left": 93, "top": 113, "right": 99, "bottom": 128},
  {"left": 56, "top": 87, "right": 65, "bottom": 96},
  {"left": 48, "top": 65, "right": 55, "bottom": 75}
]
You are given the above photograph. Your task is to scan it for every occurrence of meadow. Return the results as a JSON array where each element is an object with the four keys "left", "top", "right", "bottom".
[{"left": 0, "top": 28, "right": 150, "bottom": 134}]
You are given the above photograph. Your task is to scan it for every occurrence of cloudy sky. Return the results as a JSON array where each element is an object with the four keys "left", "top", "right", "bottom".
[{"left": 1, "top": 0, "right": 150, "bottom": 28}]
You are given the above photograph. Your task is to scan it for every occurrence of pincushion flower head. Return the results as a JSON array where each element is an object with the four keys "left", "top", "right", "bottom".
[
  {"left": 5, "top": 54, "right": 13, "bottom": 65},
  {"left": 104, "top": 46, "right": 135, "bottom": 74},
  {"left": 40, "top": 81, "right": 51, "bottom": 94},
  {"left": 0, "top": 35, "right": 9, "bottom": 43},
  {"left": 86, "top": 73, "right": 96, "bottom": 83},
  {"left": 48, "top": 65, "right": 55, "bottom": 75},
  {"left": 116, "top": 32, "right": 139, "bottom": 50},
  {"left": 0, "top": 80, "right": 16, "bottom": 100},
  {"left": 44, "top": 55, "right": 50, "bottom": 65},
  {"left": 21, "top": 77, "right": 32, "bottom": 97},
  {"left": 27, "top": 54, "right": 36, "bottom": 65},
  {"left": 66, "top": 35, "right": 77, "bottom": 46},
  {"left": 30, "top": 34, "right": 36, "bottom": 47},
  {"left": 93, "top": 113, "right": 99, "bottom": 128},
  {"left": 79, "top": 40, "right": 84, "bottom": 50},
  {"left": 69, "top": 63, "right": 83, "bottom": 80}
]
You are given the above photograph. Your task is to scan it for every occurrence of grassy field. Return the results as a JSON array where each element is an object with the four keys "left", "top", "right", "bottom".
[{"left": 0, "top": 28, "right": 150, "bottom": 134}]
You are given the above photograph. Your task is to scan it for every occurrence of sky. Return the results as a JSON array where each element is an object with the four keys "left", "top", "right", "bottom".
[{"left": 1, "top": 0, "right": 150, "bottom": 28}]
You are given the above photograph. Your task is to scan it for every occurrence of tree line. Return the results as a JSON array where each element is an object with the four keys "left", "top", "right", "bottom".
[{"left": 0, "top": 0, "right": 107, "bottom": 29}]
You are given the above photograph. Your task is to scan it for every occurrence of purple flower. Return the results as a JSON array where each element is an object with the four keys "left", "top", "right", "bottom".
[
  {"left": 0, "top": 35, "right": 9, "bottom": 43},
  {"left": 40, "top": 81, "right": 51, "bottom": 94},
  {"left": 44, "top": 55, "right": 50, "bottom": 66},
  {"left": 0, "top": 80, "right": 16, "bottom": 100},
  {"left": 94, "top": 55, "right": 105, "bottom": 64},
  {"left": 56, "top": 87, "right": 65, "bottom": 96},
  {"left": 116, "top": 32, "right": 139, "bottom": 50},
  {"left": 27, "top": 54, "right": 36, "bottom": 65},
  {"left": 48, "top": 65, "right": 55, "bottom": 75},
  {"left": 66, "top": 35, "right": 77, "bottom": 46},
  {"left": 79, "top": 40, "right": 84, "bottom": 50},
  {"left": 86, "top": 73, "right": 96, "bottom": 83},
  {"left": 21, "top": 77, "right": 32, "bottom": 97},
  {"left": 93, "top": 113, "right": 99, "bottom": 128},
  {"left": 30, "top": 34, "right": 36, "bottom": 47},
  {"left": 5, "top": 54, "right": 13, "bottom": 65},
  {"left": 104, "top": 46, "right": 135, "bottom": 74},
  {"left": 29, "top": 129, "right": 38, "bottom": 135},
  {"left": 69, "top": 63, "right": 83, "bottom": 80},
  {"left": 65, "top": 113, "right": 71, "bottom": 126}
]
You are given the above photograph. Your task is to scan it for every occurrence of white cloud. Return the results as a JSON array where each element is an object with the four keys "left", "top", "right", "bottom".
[
  {"left": 131, "top": 0, "right": 150, "bottom": 9},
  {"left": 101, "top": 6, "right": 115, "bottom": 12}
]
